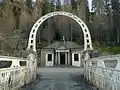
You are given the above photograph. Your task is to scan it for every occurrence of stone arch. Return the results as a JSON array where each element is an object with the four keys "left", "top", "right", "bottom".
[{"left": 27, "top": 11, "right": 93, "bottom": 52}]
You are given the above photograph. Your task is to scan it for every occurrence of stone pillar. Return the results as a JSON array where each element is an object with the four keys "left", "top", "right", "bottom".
[
  {"left": 55, "top": 52, "right": 58, "bottom": 65},
  {"left": 58, "top": 52, "right": 60, "bottom": 65},
  {"left": 65, "top": 52, "right": 68, "bottom": 65},
  {"left": 68, "top": 52, "right": 70, "bottom": 65}
]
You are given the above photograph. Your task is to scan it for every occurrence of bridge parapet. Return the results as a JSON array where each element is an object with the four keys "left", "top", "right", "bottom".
[
  {"left": 25, "top": 53, "right": 37, "bottom": 84},
  {"left": 0, "top": 53, "right": 37, "bottom": 90},
  {"left": 84, "top": 54, "right": 120, "bottom": 90}
]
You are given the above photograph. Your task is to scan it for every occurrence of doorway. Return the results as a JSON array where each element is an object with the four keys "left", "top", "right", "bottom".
[{"left": 60, "top": 52, "right": 65, "bottom": 65}]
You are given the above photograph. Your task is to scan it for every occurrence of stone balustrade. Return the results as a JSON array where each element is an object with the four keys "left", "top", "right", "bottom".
[
  {"left": 0, "top": 53, "right": 37, "bottom": 90},
  {"left": 84, "top": 54, "right": 120, "bottom": 90}
]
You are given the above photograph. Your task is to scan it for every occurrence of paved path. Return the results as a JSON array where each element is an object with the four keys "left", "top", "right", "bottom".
[{"left": 21, "top": 68, "right": 97, "bottom": 90}]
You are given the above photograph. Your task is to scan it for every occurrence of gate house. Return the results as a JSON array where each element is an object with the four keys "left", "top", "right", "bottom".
[{"left": 40, "top": 41, "right": 83, "bottom": 67}]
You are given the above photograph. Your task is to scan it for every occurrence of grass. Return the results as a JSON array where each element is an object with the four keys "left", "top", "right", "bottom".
[{"left": 96, "top": 45, "right": 120, "bottom": 54}]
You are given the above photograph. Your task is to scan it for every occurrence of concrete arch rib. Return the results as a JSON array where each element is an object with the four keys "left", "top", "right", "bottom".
[{"left": 27, "top": 11, "right": 93, "bottom": 52}]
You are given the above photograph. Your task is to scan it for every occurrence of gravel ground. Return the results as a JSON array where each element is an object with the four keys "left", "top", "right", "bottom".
[{"left": 20, "top": 68, "right": 97, "bottom": 90}]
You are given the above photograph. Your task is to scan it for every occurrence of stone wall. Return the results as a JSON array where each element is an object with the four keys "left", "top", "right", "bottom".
[{"left": 84, "top": 54, "right": 120, "bottom": 90}]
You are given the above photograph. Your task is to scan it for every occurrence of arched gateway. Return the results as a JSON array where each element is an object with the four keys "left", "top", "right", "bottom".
[{"left": 27, "top": 11, "right": 93, "bottom": 52}]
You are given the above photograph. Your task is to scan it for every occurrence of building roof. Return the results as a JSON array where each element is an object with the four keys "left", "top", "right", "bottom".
[{"left": 44, "top": 41, "right": 83, "bottom": 49}]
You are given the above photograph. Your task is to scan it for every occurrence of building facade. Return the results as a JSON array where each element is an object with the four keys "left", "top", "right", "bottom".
[{"left": 40, "top": 41, "right": 84, "bottom": 67}]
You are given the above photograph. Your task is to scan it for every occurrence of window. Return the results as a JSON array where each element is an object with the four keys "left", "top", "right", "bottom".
[
  {"left": 20, "top": 61, "right": 26, "bottom": 66},
  {"left": 74, "top": 54, "right": 79, "bottom": 61},
  {"left": 48, "top": 54, "right": 52, "bottom": 61},
  {"left": 0, "top": 61, "right": 12, "bottom": 68}
]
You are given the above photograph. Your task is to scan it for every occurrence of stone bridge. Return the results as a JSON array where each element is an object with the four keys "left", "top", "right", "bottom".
[
  {"left": 85, "top": 54, "right": 120, "bottom": 90},
  {"left": 0, "top": 53, "right": 120, "bottom": 90},
  {"left": 0, "top": 11, "right": 120, "bottom": 90},
  {"left": 0, "top": 53, "right": 37, "bottom": 90}
]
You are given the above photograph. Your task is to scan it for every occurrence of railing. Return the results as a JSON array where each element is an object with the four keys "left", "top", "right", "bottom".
[
  {"left": 0, "top": 67, "right": 26, "bottom": 90},
  {"left": 0, "top": 53, "right": 37, "bottom": 90},
  {"left": 84, "top": 54, "right": 120, "bottom": 90}
]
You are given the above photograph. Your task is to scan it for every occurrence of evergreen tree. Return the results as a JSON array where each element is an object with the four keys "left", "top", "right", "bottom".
[
  {"left": 26, "top": 0, "right": 33, "bottom": 9},
  {"left": 71, "top": 0, "right": 77, "bottom": 10},
  {"left": 56, "top": 0, "right": 61, "bottom": 11},
  {"left": 111, "top": 0, "right": 120, "bottom": 42}
]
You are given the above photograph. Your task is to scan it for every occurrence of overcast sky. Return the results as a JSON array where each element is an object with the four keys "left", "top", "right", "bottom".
[{"left": 88, "top": 0, "right": 92, "bottom": 12}]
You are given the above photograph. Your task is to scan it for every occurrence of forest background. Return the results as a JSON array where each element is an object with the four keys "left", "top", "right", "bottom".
[{"left": 0, "top": 0, "right": 120, "bottom": 56}]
